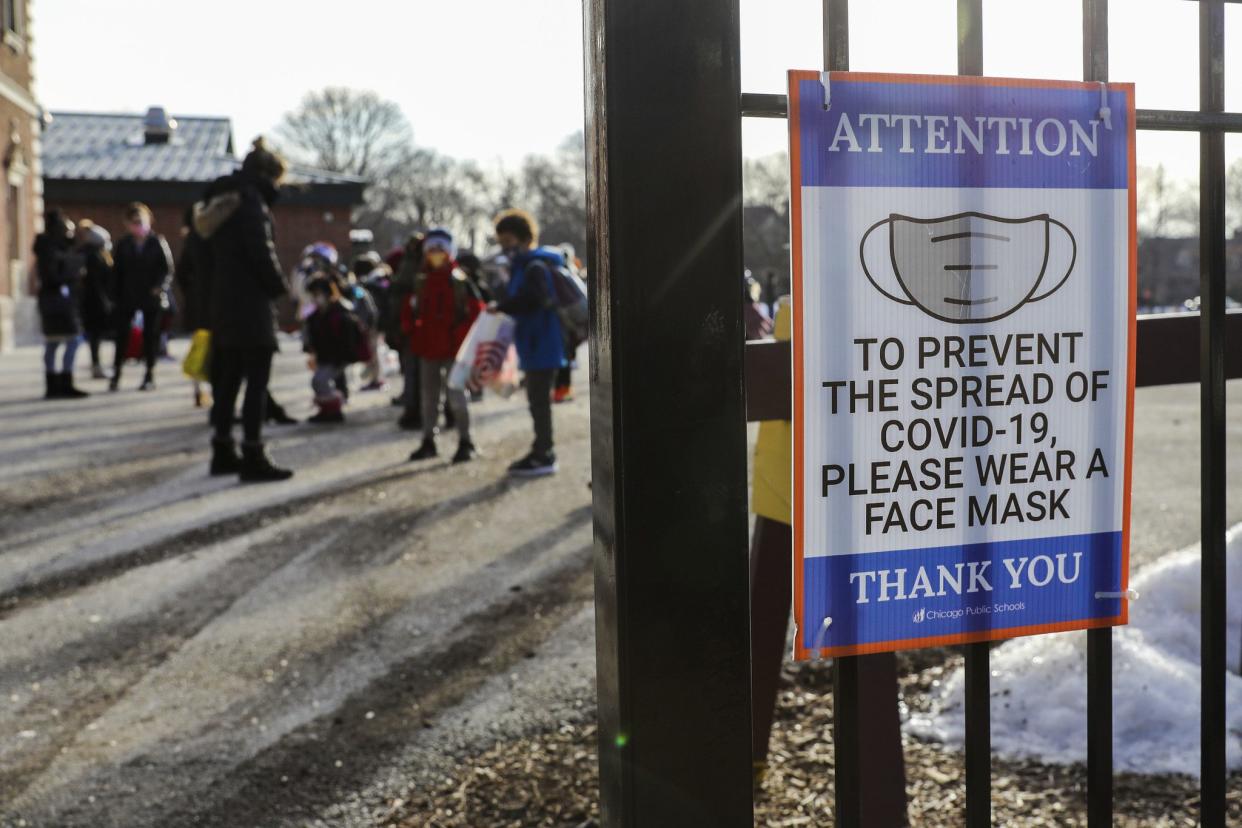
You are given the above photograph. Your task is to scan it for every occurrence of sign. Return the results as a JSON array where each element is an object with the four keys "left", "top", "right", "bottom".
[{"left": 788, "top": 72, "right": 1136, "bottom": 658}]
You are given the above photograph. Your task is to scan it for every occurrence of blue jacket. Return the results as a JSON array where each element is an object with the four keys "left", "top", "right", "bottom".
[{"left": 502, "top": 247, "right": 565, "bottom": 371}]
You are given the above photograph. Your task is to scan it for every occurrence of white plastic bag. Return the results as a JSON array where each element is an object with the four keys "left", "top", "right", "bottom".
[{"left": 449, "top": 312, "right": 517, "bottom": 394}]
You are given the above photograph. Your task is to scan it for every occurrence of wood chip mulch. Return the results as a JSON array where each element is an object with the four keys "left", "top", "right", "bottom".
[{"left": 386, "top": 655, "right": 1242, "bottom": 827}]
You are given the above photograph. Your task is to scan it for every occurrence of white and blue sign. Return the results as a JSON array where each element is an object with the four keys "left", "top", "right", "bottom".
[{"left": 788, "top": 72, "right": 1136, "bottom": 658}]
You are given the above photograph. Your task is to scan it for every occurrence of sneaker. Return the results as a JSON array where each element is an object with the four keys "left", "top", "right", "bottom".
[
  {"left": 409, "top": 438, "right": 438, "bottom": 461},
  {"left": 452, "top": 440, "right": 479, "bottom": 464},
  {"left": 553, "top": 386, "right": 573, "bottom": 404},
  {"left": 507, "top": 452, "right": 558, "bottom": 477}
]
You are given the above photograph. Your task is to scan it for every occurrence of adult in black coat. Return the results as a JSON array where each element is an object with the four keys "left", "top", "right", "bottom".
[
  {"left": 34, "top": 211, "right": 88, "bottom": 399},
  {"left": 195, "top": 137, "right": 293, "bottom": 482},
  {"left": 109, "top": 202, "right": 173, "bottom": 391},
  {"left": 75, "top": 220, "right": 114, "bottom": 379}
]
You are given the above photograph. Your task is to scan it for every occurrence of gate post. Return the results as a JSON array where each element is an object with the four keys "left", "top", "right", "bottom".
[{"left": 583, "top": 0, "right": 754, "bottom": 825}]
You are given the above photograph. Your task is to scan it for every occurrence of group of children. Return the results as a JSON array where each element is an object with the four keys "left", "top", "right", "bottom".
[{"left": 297, "top": 209, "right": 579, "bottom": 477}]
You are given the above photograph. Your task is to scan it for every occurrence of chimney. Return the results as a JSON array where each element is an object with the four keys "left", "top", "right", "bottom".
[{"left": 143, "top": 106, "right": 177, "bottom": 145}]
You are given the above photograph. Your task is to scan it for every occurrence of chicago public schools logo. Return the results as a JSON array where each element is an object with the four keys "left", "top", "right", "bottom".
[{"left": 860, "top": 212, "right": 1076, "bottom": 323}]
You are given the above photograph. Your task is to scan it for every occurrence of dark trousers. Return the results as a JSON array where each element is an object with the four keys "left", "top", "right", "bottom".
[
  {"left": 86, "top": 331, "right": 103, "bottom": 367},
  {"left": 211, "top": 345, "right": 272, "bottom": 444},
  {"left": 112, "top": 303, "right": 163, "bottom": 377},
  {"left": 525, "top": 368, "right": 555, "bottom": 456}
]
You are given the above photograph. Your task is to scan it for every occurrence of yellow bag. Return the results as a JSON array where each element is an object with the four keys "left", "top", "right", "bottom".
[{"left": 182, "top": 329, "right": 212, "bottom": 382}]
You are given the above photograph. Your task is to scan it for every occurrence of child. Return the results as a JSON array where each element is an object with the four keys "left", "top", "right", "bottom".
[
  {"left": 303, "top": 275, "right": 364, "bottom": 424},
  {"left": 407, "top": 228, "right": 482, "bottom": 463}
]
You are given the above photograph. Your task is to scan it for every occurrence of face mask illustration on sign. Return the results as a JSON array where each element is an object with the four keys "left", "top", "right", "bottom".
[{"left": 859, "top": 211, "right": 1077, "bottom": 323}]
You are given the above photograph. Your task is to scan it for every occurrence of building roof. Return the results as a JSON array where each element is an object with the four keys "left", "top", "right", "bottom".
[{"left": 42, "top": 110, "right": 366, "bottom": 190}]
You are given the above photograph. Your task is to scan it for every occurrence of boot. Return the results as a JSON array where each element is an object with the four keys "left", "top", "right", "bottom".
[
  {"left": 108, "top": 370, "right": 120, "bottom": 392},
  {"left": 267, "top": 399, "right": 298, "bottom": 425},
  {"left": 239, "top": 442, "right": 293, "bottom": 483},
  {"left": 59, "top": 372, "right": 88, "bottom": 398},
  {"left": 210, "top": 437, "right": 242, "bottom": 476},
  {"left": 451, "top": 439, "right": 479, "bottom": 464},
  {"left": 408, "top": 437, "right": 438, "bottom": 461},
  {"left": 45, "top": 372, "right": 60, "bottom": 399},
  {"left": 138, "top": 370, "right": 155, "bottom": 391}
]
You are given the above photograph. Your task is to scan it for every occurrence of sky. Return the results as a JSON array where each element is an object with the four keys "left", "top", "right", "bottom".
[{"left": 32, "top": 0, "right": 1242, "bottom": 179}]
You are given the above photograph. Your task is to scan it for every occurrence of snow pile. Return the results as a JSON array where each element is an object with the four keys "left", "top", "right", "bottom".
[{"left": 908, "top": 525, "right": 1242, "bottom": 776}]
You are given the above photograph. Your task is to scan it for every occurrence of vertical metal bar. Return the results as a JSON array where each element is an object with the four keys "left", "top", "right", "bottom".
[
  {"left": 1086, "top": 631, "right": 1113, "bottom": 826},
  {"left": 820, "top": 6, "right": 906, "bottom": 825},
  {"left": 956, "top": 4, "right": 990, "bottom": 827},
  {"left": 1081, "top": 4, "right": 1114, "bottom": 826},
  {"left": 1199, "top": 1, "right": 1227, "bottom": 825},
  {"left": 956, "top": 0, "right": 983, "bottom": 77},
  {"left": 824, "top": 3, "right": 858, "bottom": 823},
  {"left": 584, "top": 0, "right": 754, "bottom": 823},
  {"left": 832, "top": 658, "right": 861, "bottom": 828},
  {"left": 964, "top": 642, "right": 991, "bottom": 828},
  {"left": 823, "top": 0, "right": 848, "bottom": 72}
]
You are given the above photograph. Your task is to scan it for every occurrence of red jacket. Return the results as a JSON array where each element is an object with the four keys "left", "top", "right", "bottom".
[{"left": 403, "top": 263, "right": 481, "bottom": 360}]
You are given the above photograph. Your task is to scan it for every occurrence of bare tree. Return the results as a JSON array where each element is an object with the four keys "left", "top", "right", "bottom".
[
  {"left": 275, "top": 87, "right": 414, "bottom": 179},
  {"left": 1138, "top": 163, "right": 1197, "bottom": 239}
]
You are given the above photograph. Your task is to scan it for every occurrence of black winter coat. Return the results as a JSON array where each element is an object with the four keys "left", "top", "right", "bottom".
[
  {"left": 78, "top": 244, "right": 113, "bottom": 333},
  {"left": 34, "top": 232, "right": 84, "bottom": 338},
  {"left": 304, "top": 302, "right": 361, "bottom": 366},
  {"left": 175, "top": 229, "right": 213, "bottom": 330},
  {"left": 113, "top": 233, "right": 173, "bottom": 309},
  {"left": 198, "top": 172, "right": 287, "bottom": 350}
]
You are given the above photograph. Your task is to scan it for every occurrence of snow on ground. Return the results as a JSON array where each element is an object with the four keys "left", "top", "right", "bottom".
[{"left": 909, "top": 524, "right": 1242, "bottom": 776}]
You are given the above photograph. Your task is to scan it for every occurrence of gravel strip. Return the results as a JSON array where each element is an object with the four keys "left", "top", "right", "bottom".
[{"left": 386, "top": 656, "right": 1242, "bottom": 827}]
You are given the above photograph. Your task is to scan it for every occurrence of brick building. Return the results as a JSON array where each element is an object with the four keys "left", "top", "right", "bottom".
[
  {"left": 0, "top": 0, "right": 43, "bottom": 352},
  {"left": 41, "top": 107, "right": 365, "bottom": 330}
]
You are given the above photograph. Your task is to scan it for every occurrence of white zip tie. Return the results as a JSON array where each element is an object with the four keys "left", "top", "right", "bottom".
[
  {"left": 1095, "top": 589, "right": 1139, "bottom": 600},
  {"left": 1097, "top": 81, "right": 1113, "bottom": 130},
  {"left": 821, "top": 71, "right": 832, "bottom": 111},
  {"left": 810, "top": 616, "right": 833, "bottom": 659}
]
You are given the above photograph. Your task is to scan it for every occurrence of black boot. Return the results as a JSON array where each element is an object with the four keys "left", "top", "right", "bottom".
[
  {"left": 451, "top": 439, "right": 479, "bottom": 464},
  {"left": 138, "top": 370, "right": 155, "bottom": 391},
  {"left": 239, "top": 442, "right": 293, "bottom": 483},
  {"left": 45, "top": 372, "right": 60, "bottom": 399},
  {"left": 210, "top": 437, "right": 242, "bottom": 476},
  {"left": 108, "top": 370, "right": 120, "bottom": 392},
  {"left": 267, "top": 400, "right": 298, "bottom": 425},
  {"left": 408, "top": 437, "right": 438, "bottom": 461},
  {"left": 59, "top": 372, "right": 88, "bottom": 398}
]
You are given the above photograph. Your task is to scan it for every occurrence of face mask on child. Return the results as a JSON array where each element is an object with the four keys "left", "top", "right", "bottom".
[{"left": 425, "top": 250, "right": 449, "bottom": 270}]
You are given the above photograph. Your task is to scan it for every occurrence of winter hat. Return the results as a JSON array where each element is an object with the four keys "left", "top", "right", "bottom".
[
  {"left": 80, "top": 220, "right": 112, "bottom": 251},
  {"left": 423, "top": 228, "right": 456, "bottom": 260}
]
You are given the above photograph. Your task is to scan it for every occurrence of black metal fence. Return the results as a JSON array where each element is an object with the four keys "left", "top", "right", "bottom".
[{"left": 738, "top": 1, "right": 1238, "bottom": 825}]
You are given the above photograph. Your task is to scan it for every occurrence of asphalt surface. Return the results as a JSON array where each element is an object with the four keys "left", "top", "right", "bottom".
[
  {"left": 1, "top": 338, "right": 1238, "bottom": 828},
  {"left": 0, "top": 339, "right": 595, "bottom": 828}
]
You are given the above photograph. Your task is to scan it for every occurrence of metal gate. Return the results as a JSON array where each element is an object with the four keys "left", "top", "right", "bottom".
[{"left": 586, "top": 0, "right": 1239, "bottom": 825}]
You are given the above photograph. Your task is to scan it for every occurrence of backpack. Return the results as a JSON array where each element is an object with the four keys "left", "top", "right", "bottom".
[{"left": 531, "top": 259, "right": 588, "bottom": 341}]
